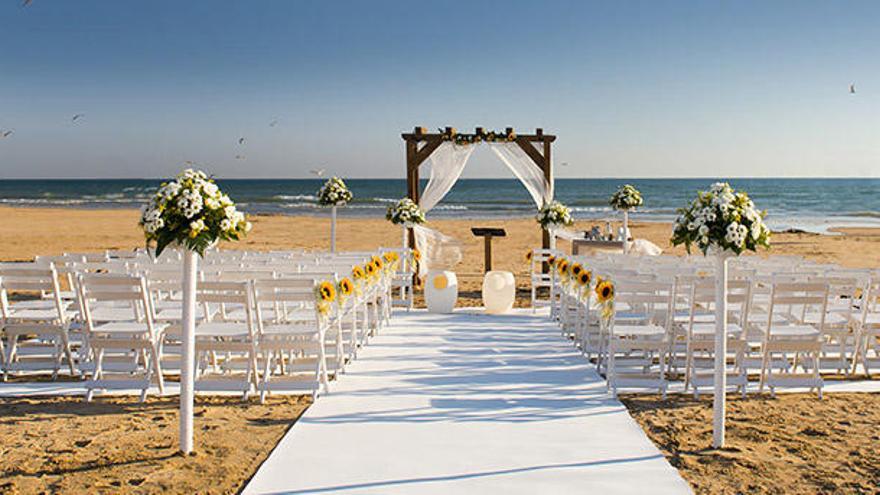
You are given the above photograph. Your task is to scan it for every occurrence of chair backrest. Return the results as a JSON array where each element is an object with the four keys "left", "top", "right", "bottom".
[
  {"left": 77, "top": 273, "right": 158, "bottom": 336},
  {"left": 0, "top": 265, "right": 66, "bottom": 322},
  {"left": 252, "top": 278, "right": 321, "bottom": 327},
  {"left": 612, "top": 279, "right": 676, "bottom": 329},
  {"left": 766, "top": 281, "right": 829, "bottom": 331},
  {"left": 197, "top": 280, "right": 257, "bottom": 335},
  {"left": 687, "top": 278, "right": 752, "bottom": 329}
]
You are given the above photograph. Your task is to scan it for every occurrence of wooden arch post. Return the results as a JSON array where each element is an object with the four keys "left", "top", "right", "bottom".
[{"left": 401, "top": 126, "right": 556, "bottom": 252}]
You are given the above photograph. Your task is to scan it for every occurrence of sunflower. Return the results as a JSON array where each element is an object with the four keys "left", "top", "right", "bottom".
[
  {"left": 595, "top": 280, "right": 614, "bottom": 303},
  {"left": 338, "top": 278, "right": 353, "bottom": 297},
  {"left": 383, "top": 251, "right": 396, "bottom": 263},
  {"left": 557, "top": 260, "right": 569, "bottom": 276},
  {"left": 351, "top": 265, "right": 365, "bottom": 280},
  {"left": 577, "top": 270, "right": 592, "bottom": 286},
  {"left": 364, "top": 262, "right": 375, "bottom": 276},
  {"left": 547, "top": 254, "right": 556, "bottom": 266},
  {"left": 372, "top": 255, "right": 384, "bottom": 270},
  {"left": 571, "top": 263, "right": 583, "bottom": 276},
  {"left": 525, "top": 250, "right": 533, "bottom": 263},
  {"left": 318, "top": 280, "right": 336, "bottom": 303}
]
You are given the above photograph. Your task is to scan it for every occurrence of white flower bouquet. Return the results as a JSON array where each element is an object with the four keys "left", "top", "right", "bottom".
[
  {"left": 317, "top": 177, "right": 353, "bottom": 207},
  {"left": 671, "top": 182, "right": 770, "bottom": 255},
  {"left": 536, "top": 200, "right": 574, "bottom": 229},
  {"left": 610, "top": 184, "right": 643, "bottom": 210},
  {"left": 140, "top": 168, "right": 251, "bottom": 256},
  {"left": 385, "top": 198, "right": 426, "bottom": 225}
]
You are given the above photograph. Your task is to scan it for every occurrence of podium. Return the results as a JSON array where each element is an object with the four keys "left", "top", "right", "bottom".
[{"left": 470, "top": 227, "right": 506, "bottom": 273}]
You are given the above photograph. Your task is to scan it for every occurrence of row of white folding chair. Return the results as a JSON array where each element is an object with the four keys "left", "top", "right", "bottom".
[{"left": 0, "top": 264, "right": 76, "bottom": 380}]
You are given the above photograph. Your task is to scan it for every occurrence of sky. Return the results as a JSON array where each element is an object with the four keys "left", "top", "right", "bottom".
[{"left": 0, "top": 0, "right": 877, "bottom": 179}]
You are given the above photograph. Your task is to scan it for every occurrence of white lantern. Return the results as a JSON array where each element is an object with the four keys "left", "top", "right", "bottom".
[
  {"left": 424, "top": 270, "right": 457, "bottom": 313},
  {"left": 482, "top": 271, "right": 515, "bottom": 314}
]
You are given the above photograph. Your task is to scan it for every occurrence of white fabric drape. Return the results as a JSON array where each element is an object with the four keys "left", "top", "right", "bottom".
[
  {"left": 412, "top": 224, "right": 463, "bottom": 278},
  {"left": 412, "top": 141, "right": 553, "bottom": 278},
  {"left": 413, "top": 142, "right": 474, "bottom": 277},
  {"left": 488, "top": 142, "right": 553, "bottom": 208},
  {"left": 420, "top": 142, "right": 476, "bottom": 213}
]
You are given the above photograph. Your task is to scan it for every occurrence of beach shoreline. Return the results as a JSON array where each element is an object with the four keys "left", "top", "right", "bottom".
[{"left": 4, "top": 205, "right": 880, "bottom": 308}]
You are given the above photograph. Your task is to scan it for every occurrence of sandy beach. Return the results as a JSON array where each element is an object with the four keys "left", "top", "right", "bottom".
[{"left": 4, "top": 205, "right": 880, "bottom": 306}]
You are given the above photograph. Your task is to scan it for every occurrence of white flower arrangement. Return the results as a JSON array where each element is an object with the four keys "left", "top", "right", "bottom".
[
  {"left": 385, "top": 198, "right": 426, "bottom": 225},
  {"left": 317, "top": 177, "right": 353, "bottom": 207},
  {"left": 536, "top": 200, "right": 574, "bottom": 229},
  {"left": 671, "top": 182, "right": 770, "bottom": 255},
  {"left": 610, "top": 184, "right": 643, "bottom": 210},
  {"left": 140, "top": 168, "right": 251, "bottom": 256}
]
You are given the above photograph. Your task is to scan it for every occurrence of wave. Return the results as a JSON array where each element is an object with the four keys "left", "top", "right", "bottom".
[{"left": 273, "top": 194, "right": 317, "bottom": 202}]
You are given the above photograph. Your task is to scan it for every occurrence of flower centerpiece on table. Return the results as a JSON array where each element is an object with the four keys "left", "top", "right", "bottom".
[
  {"left": 316, "top": 177, "right": 353, "bottom": 206},
  {"left": 609, "top": 184, "right": 643, "bottom": 211},
  {"left": 140, "top": 169, "right": 250, "bottom": 256},
  {"left": 385, "top": 198, "right": 426, "bottom": 225},
  {"left": 536, "top": 200, "right": 574, "bottom": 230},
  {"left": 671, "top": 182, "right": 770, "bottom": 255}
]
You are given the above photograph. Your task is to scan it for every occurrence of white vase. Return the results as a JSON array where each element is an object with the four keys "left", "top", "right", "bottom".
[
  {"left": 482, "top": 271, "right": 515, "bottom": 314},
  {"left": 425, "top": 270, "right": 457, "bottom": 313}
]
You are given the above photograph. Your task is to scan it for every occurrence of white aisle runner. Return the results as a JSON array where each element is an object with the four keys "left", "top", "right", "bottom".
[{"left": 243, "top": 310, "right": 691, "bottom": 495}]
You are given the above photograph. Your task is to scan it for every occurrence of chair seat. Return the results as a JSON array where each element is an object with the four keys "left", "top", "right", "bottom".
[
  {"left": 613, "top": 324, "right": 666, "bottom": 338},
  {"left": 88, "top": 307, "right": 143, "bottom": 322},
  {"left": 261, "top": 323, "right": 318, "bottom": 337},
  {"left": 4, "top": 308, "right": 63, "bottom": 321},
  {"left": 801, "top": 312, "right": 850, "bottom": 326},
  {"left": 769, "top": 325, "right": 820, "bottom": 339},
  {"left": 92, "top": 321, "right": 168, "bottom": 335},
  {"left": 195, "top": 322, "right": 252, "bottom": 339},
  {"left": 691, "top": 323, "right": 744, "bottom": 337}
]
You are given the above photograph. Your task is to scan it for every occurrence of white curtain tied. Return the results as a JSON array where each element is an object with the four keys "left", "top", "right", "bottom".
[
  {"left": 487, "top": 142, "right": 553, "bottom": 208},
  {"left": 412, "top": 141, "right": 553, "bottom": 277}
]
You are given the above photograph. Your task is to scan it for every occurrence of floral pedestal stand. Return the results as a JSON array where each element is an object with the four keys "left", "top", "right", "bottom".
[
  {"left": 179, "top": 249, "right": 198, "bottom": 454},
  {"left": 713, "top": 250, "right": 731, "bottom": 448},
  {"left": 330, "top": 205, "right": 338, "bottom": 253}
]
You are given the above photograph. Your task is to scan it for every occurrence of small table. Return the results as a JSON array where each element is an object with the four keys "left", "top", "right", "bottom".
[{"left": 471, "top": 227, "right": 506, "bottom": 273}]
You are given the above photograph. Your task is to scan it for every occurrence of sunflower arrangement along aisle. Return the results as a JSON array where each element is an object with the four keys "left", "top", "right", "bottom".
[
  {"left": 317, "top": 177, "right": 353, "bottom": 253},
  {"left": 140, "top": 168, "right": 250, "bottom": 455},
  {"left": 671, "top": 182, "right": 770, "bottom": 448}
]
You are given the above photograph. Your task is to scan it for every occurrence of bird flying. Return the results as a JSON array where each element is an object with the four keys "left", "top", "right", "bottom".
[
  {"left": 269, "top": 119, "right": 279, "bottom": 127},
  {"left": 850, "top": 83, "right": 856, "bottom": 94},
  {"left": 71, "top": 113, "right": 85, "bottom": 122},
  {"left": 235, "top": 155, "right": 246, "bottom": 160},
  {"left": 1, "top": 130, "right": 13, "bottom": 138},
  {"left": 309, "top": 169, "right": 325, "bottom": 177},
  {"left": 238, "top": 137, "right": 246, "bottom": 145}
]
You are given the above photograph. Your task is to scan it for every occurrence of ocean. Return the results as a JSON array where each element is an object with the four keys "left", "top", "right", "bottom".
[{"left": 1, "top": 178, "right": 878, "bottom": 233}]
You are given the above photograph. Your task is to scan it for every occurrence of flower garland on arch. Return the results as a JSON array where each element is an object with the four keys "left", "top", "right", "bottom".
[{"left": 440, "top": 128, "right": 517, "bottom": 146}]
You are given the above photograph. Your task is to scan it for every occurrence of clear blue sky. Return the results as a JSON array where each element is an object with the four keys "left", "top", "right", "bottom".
[{"left": 0, "top": 0, "right": 877, "bottom": 179}]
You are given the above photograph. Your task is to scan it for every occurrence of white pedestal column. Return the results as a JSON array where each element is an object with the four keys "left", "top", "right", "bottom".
[
  {"left": 622, "top": 210, "right": 630, "bottom": 254},
  {"left": 330, "top": 205, "right": 338, "bottom": 253},
  {"left": 713, "top": 253, "right": 729, "bottom": 448},
  {"left": 402, "top": 224, "right": 409, "bottom": 250},
  {"left": 179, "top": 249, "right": 198, "bottom": 454}
]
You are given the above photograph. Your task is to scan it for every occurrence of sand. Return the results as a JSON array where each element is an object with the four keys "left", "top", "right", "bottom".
[
  {"left": 622, "top": 393, "right": 880, "bottom": 495},
  {"left": 0, "top": 395, "right": 310, "bottom": 494},
  {"left": 4, "top": 206, "right": 880, "bottom": 308}
]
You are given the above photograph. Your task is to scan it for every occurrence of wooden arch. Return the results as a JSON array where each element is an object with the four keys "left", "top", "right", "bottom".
[{"left": 401, "top": 126, "right": 557, "bottom": 250}]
